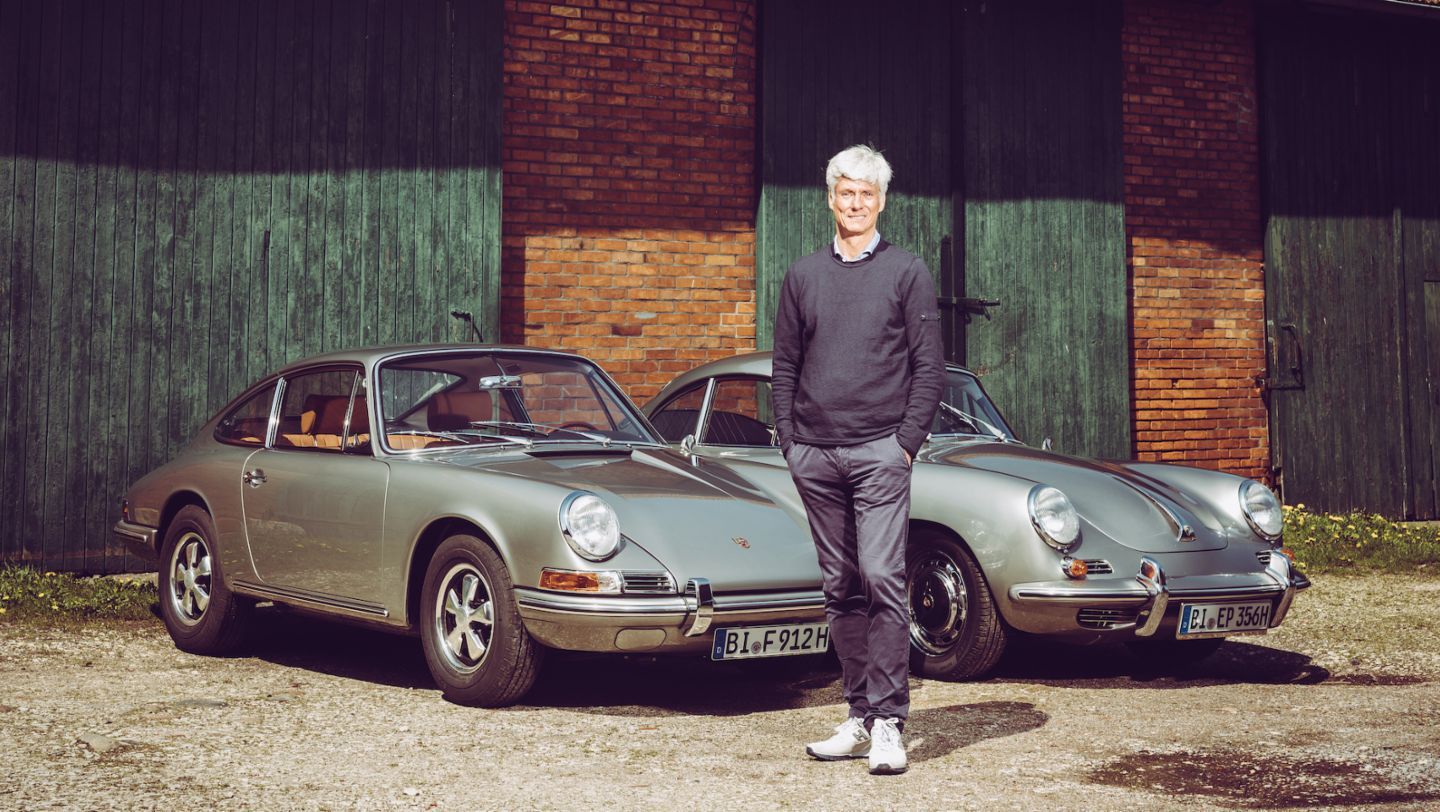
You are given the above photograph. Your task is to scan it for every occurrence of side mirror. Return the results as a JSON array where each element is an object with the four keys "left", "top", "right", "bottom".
[
  {"left": 680, "top": 434, "right": 697, "bottom": 455},
  {"left": 1041, "top": 437, "right": 1053, "bottom": 452}
]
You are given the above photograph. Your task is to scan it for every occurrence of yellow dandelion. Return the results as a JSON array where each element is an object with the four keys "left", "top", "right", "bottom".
[
  {"left": 1296, "top": 503, "right": 1306, "bottom": 510},
  {"left": 0, "top": 607, "right": 7, "bottom": 614},
  {"left": 44, "top": 571, "right": 56, "bottom": 577},
  {"left": 37, "top": 592, "right": 45, "bottom": 598},
  {"left": 50, "top": 603, "right": 58, "bottom": 611}
]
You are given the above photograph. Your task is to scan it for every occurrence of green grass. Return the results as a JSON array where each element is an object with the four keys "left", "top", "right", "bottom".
[
  {"left": 1283, "top": 505, "right": 1440, "bottom": 574},
  {"left": 0, "top": 566, "right": 157, "bottom": 623}
]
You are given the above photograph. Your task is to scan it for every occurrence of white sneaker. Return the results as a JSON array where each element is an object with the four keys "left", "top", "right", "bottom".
[
  {"left": 868, "top": 718, "right": 908, "bottom": 775},
  {"left": 805, "top": 717, "right": 870, "bottom": 760}
]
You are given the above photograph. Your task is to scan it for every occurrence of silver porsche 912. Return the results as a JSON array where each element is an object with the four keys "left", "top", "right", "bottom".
[
  {"left": 645, "top": 352, "right": 1310, "bottom": 681},
  {"left": 115, "top": 345, "right": 832, "bottom": 706}
]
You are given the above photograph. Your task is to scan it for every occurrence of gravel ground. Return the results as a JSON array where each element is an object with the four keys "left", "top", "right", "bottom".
[{"left": 2, "top": 572, "right": 1439, "bottom": 811}]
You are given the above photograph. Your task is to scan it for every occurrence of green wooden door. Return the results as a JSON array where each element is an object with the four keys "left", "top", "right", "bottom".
[
  {"left": 956, "top": 0, "right": 1127, "bottom": 458},
  {"left": 1260, "top": 7, "right": 1440, "bottom": 519},
  {"left": 0, "top": 0, "right": 503, "bottom": 572},
  {"left": 758, "top": 0, "right": 1128, "bottom": 458}
]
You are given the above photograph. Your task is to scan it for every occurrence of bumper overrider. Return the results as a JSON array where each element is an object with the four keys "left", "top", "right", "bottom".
[
  {"left": 113, "top": 520, "right": 159, "bottom": 562},
  {"left": 1005, "top": 551, "right": 1311, "bottom": 638},
  {"left": 515, "top": 577, "right": 827, "bottom": 654}
]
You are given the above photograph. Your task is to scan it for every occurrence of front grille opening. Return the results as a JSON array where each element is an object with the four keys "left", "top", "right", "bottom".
[
  {"left": 1081, "top": 559, "right": 1113, "bottom": 575},
  {"left": 621, "top": 572, "right": 676, "bottom": 595},
  {"left": 1077, "top": 607, "right": 1139, "bottom": 629},
  {"left": 1256, "top": 549, "right": 1272, "bottom": 566}
]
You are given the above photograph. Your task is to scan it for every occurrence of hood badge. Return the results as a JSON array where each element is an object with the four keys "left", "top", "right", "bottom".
[
  {"left": 732, "top": 537, "right": 751, "bottom": 549},
  {"left": 1179, "top": 524, "right": 1197, "bottom": 542}
]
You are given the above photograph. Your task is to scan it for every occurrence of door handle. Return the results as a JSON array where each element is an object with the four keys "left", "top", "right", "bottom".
[{"left": 242, "top": 469, "right": 267, "bottom": 488}]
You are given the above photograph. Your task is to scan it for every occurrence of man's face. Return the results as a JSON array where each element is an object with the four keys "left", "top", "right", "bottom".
[{"left": 829, "top": 177, "right": 885, "bottom": 239}]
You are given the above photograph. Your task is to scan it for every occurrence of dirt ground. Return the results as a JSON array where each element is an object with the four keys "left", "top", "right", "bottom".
[{"left": 2, "top": 573, "right": 1439, "bottom": 811}]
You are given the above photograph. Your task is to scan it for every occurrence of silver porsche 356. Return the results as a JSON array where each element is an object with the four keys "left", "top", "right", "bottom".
[{"left": 646, "top": 351, "right": 1310, "bottom": 681}]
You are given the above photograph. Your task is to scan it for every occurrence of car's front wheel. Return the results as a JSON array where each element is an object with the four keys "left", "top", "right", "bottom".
[
  {"left": 158, "top": 504, "right": 251, "bottom": 655},
  {"left": 419, "top": 533, "right": 543, "bottom": 706},
  {"left": 906, "top": 531, "right": 1008, "bottom": 680}
]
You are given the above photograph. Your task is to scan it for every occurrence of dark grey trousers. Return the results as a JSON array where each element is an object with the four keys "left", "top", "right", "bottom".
[{"left": 786, "top": 435, "right": 911, "bottom": 725}]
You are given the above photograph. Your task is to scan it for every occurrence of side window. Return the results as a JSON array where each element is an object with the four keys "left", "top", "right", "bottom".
[
  {"left": 703, "top": 378, "right": 776, "bottom": 447},
  {"left": 215, "top": 383, "right": 278, "bottom": 446},
  {"left": 648, "top": 383, "right": 707, "bottom": 443},
  {"left": 275, "top": 369, "right": 367, "bottom": 452}
]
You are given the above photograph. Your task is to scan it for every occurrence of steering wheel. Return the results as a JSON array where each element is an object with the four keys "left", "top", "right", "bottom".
[{"left": 557, "top": 421, "right": 600, "bottom": 432}]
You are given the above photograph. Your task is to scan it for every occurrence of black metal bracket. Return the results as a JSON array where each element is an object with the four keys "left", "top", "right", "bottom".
[
  {"left": 450, "top": 310, "right": 485, "bottom": 344},
  {"left": 1259, "top": 321, "right": 1305, "bottom": 390},
  {"left": 938, "top": 296, "right": 1001, "bottom": 324}
]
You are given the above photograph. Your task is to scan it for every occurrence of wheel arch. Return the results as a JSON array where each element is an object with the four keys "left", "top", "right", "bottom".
[
  {"left": 907, "top": 518, "right": 1007, "bottom": 615},
  {"left": 405, "top": 516, "right": 500, "bottom": 631},
  {"left": 157, "top": 491, "right": 213, "bottom": 554}
]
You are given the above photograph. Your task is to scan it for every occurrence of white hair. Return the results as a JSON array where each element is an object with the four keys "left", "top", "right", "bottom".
[{"left": 825, "top": 145, "right": 892, "bottom": 196}]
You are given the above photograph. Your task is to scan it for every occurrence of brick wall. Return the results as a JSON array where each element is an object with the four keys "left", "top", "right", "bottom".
[
  {"left": 1122, "top": 0, "right": 1269, "bottom": 480},
  {"left": 501, "top": 0, "right": 758, "bottom": 402}
]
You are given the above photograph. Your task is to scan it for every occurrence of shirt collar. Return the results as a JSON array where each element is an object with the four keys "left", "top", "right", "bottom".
[{"left": 833, "top": 232, "right": 882, "bottom": 263}]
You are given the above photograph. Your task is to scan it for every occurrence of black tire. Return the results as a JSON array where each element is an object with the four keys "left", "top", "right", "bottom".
[
  {"left": 419, "top": 533, "right": 543, "bottom": 706},
  {"left": 906, "top": 532, "right": 1008, "bottom": 680},
  {"left": 158, "top": 504, "right": 251, "bottom": 655},
  {"left": 1125, "top": 637, "right": 1225, "bottom": 668}
]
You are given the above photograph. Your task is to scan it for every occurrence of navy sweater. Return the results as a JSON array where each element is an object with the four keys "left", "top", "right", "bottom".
[{"left": 772, "top": 240, "right": 945, "bottom": 457}]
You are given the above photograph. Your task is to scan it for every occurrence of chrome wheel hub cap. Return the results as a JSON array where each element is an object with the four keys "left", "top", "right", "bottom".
[
  {"left": 167, "top": 532, "right": 212, "bottom": 626},
  {"left": 434, "top": 564, "right": 495, "bottom": 674},
  {"left": 908, "top": 551, "right": 968, "bottom": 655}
]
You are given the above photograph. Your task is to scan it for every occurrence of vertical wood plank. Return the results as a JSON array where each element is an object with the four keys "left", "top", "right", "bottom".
[
  {"left": 24, "top": 0, "right": 62, "bottom": 567},
  {"left": 360, "top": 0, "right": 386, "bottom": 348},
  {"left": 378, "top": 0, "right": 403, "bottom": 347},
  {"left": 320, "top": 0, "right": 349, "bottom": 353},
  {"left": 0, "top": 0, "right": 15, "bottom": 564}
]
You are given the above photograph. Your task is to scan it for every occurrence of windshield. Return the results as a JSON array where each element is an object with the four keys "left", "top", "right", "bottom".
[
  {"left": 931, "top": 369, "right": 1017, "bottom": 441},
  {"left": 377, "top": 351, "right": 660, "bottom": 452}
]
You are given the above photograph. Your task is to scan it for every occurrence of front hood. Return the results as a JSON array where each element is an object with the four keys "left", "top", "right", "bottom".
[
  {"left": 426, "top": 445, "right": 821, "bottom": 591},
  {"left": 924, "top": 441, "right": 1229, "bottom": 552}
]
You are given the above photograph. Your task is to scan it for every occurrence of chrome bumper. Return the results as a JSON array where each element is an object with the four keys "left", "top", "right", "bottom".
[
  {"left": 1007, "top": 550, "right": 1311, "bottom": 637},
  {"left": 112, "top": 520, "right": 159, "bottom": 561},
  {"left": 514, "top": 577, "right": 826, "bottom": 653}
]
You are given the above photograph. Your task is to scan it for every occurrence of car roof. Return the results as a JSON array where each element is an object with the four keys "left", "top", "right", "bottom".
[
  {"left": 649, "top": 350, "right": 977, "bottom": 407},
  {"left": 273, "top": 343, "right": 589, "bottom": 375}
]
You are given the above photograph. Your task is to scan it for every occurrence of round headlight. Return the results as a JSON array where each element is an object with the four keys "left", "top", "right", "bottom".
[
  {"left": 1028, "top": 485, "right": 1080, "bottom": 550},
  {"left": 1240, "top": 480, "right": 1283, "bottom": 541},
  {"left": 560, "top": 492, "right": 621, "bottom": 561}
]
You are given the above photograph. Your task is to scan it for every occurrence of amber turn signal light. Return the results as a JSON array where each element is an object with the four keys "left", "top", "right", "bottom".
[
  {"left": 1061, "top": 556, "right": 1087, "bottom": 579},
  {"left": 540, "top": 569, "right": 602, "bottom": 592}
]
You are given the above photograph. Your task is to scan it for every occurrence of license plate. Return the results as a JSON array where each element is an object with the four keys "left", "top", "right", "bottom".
[
  {"left": 711, "top": 623, "right": 830, "bottom": 660},
  {"left": 1176, "top": 601, "right": 1271, "bottom": 638}
]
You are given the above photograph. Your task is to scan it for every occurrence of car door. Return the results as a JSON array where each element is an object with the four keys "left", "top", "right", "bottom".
[{"left": 240, "top": 366, "right": 390, "bottom": 605}]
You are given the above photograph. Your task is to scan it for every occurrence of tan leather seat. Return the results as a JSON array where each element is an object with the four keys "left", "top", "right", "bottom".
[{"left": 427, "top": 390, "right": 494, "bottom": 432}]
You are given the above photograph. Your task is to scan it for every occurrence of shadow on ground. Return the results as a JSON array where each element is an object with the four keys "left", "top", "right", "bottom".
[
  {"left": 232, "top": 607, "right": 1388, "bottom": 706},
  {"left": 990, "top": 637, "right": 1333, "bottom": 688}
]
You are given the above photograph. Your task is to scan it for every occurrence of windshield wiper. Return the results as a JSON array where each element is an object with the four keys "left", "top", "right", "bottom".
[{"left": 937, "top": 402, "right": 1009, "bottom": 441}]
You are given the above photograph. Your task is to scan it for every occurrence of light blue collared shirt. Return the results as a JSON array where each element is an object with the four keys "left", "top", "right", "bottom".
[{"left": 833, "top": 232, "right": 881, "bottom": 263}]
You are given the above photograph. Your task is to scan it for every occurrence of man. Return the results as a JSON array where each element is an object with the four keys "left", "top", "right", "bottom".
[{"left": 772, "top": 145, "right": 945, "bottom": 775}]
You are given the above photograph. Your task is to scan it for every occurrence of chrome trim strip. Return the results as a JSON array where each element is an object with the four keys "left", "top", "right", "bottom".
[
  {"left": 711, "top": 592, "right": 825, "bottom": 610},
  {"left": 684, "top": 578, "right": 714, "bottom": 637},
  {"left": 112, "top": 520, "right": 159, "bottom": 560},
  {"left": 516, "top": 588, "right": 688, "bottom": 615},
  {"left": 231, "top": 580, "right": 389, "bottom": 619}
]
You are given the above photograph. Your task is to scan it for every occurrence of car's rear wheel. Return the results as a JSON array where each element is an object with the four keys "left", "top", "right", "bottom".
[
  {"left": 906, "top": 532, "right": 1007, "bottom": 680},
  {"left": 158, "top": 505, "right": 251, "bottom": 655},
  {"left": 1125, "top": 637, "right": 1225, "bottom": 668},
  {"left": 419, "top": 533, "right": 543, "bottom": 706}
]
